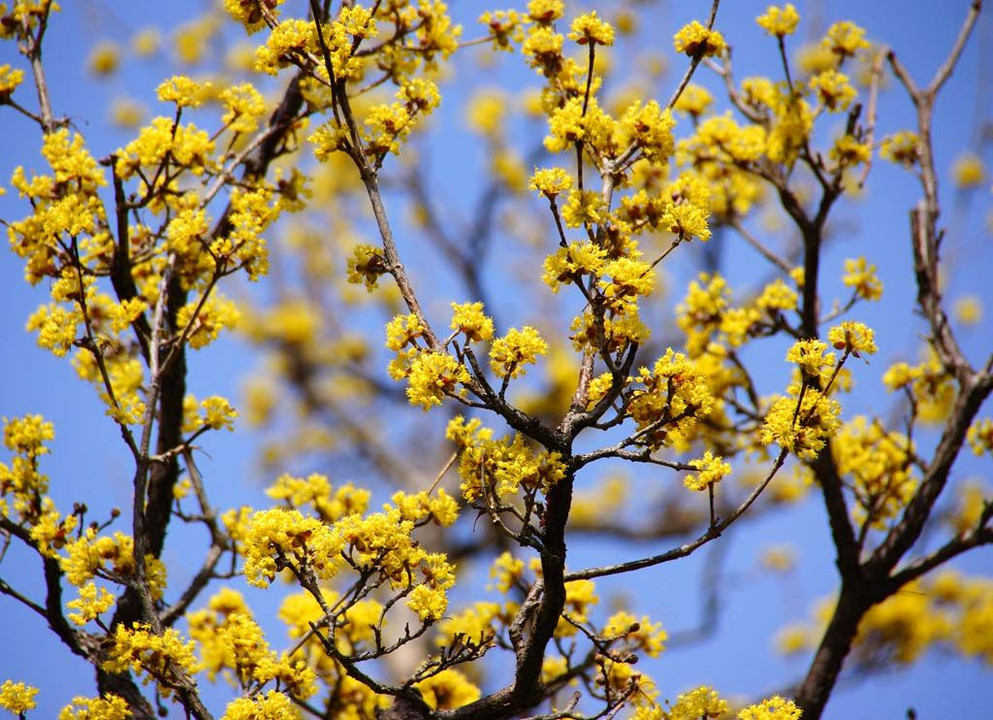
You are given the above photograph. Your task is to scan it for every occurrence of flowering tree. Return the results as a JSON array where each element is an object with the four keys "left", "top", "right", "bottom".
[{"left": 0, "top": 1, "right": 990, "bottom": 719}]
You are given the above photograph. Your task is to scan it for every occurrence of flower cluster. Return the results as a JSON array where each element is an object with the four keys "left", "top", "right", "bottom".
[
  {"left": 102, "top": 624, "right": 198, "bottom": 698},
  {"left": 628, "top": 349, "right": 718, "bottom": 450}
]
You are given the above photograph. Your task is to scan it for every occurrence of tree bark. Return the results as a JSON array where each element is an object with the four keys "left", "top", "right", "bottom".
[{"left": 795, "top": 583, "right": 873, "bottom": 720}]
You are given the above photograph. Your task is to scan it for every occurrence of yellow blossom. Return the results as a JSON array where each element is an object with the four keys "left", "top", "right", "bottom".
[
  {"left": 673, "top": 84, "right": 714, "bottom": 118},
  {"left": 737, "top": 695, "right": 802, "bottom": 720},
  {"left": 406, "top": 352, "right": 469, "bottom": 409},
  {"left": 200, "top": 395, "right": 238, "bottom": 430},
  {"left": 66, "top": 582, "right": 116, "bottom": 626},
  {"left": 685, "top": 451, "right": 731, "bottom": 491},
  {"left": 830, "top": 134, "right": 871, "bottom": 166},
  {"left": 762, "top": 387, "right": 841, "bottom": 460},
  {"left": 102, "top": 624, "right": 198, "bottom": 698},
  {"left": 673, "top": 21, "right": 726, "bottom": 57},
  {"left": 242, "top": 507, "right": 345, "bottom": 587},
  {"left": 58, "top": 694, "right": 130, "bottom": 720},
  {"left": 880, "top": 131, "right": 919, "bottom": 167},
  {"left": 220, "top": 690, "right": 297, "bottom": 720},
  {"left": 952, "top": 152, "right": 985, "bottom": 188},
  {"left": 968, "top": 418, "right": 993, "bottom": 456},
  {"left": 786, "top": 339, "right": 835, "bottom": 379},
  {"left": 622, "top": 100, "right": 676, "bottom": 161},
  {"left": 810, "top": 69, "right": 856, "bottom": 111},
  {"left": 828, "top": 321, "right": 877, "bottom": 357},
  {"left": 757, "top": 278, "right": 799, "bottom": 312},
  {"left": 953, "top": 295, "right": 982, "bottom": 325},
  {"left": 568, "top": 11, "right": 614, "bottom": 46},
  {"left": 220, "top": 82, "right": 266, "bottom": 134},
  {"left": 0, "top": 64, "right": 25, "bottom": 102},
  {"left": 529, "top": 167, "right": 573, "bottom": 198},
  {"left": 668, "top": 686, "right": 727, "bottom": 720},
  {"left": 756, "top": 4, "right": 800, "bottom": 37},
  {"left": 542, "top": 241, "right": 607, "bottom": 292},
  {"left": 347, "top": 244, "right": 388, "bottom": 290},
  {"left": 415, "top": 669, "right": 481, "bottom": 710},
  {"left": 224, "top": 0, "right": 285, "bottom": 34},
  {"left": 561, "top": 188, "right": 606, "bottom": 227},
  {"left": 0, "top": 681, "right": 38, "bottom": 714},
  {"left": 823, "top": 21, "right": 869, "bottom": 58},
  {"left": 466, "top": 88, "right": 508, "bottom": 135},
  {"left": 842, "top": 257, "right": 883, "bottom": 301},
  {"left": 489, "top": 326, "right": 549, "bottom": 378},
  {"left": 604, "top": 611, "right": 667, "bottom": 657},
  {"left": 87, "top": 41, "right": 119, "bottom": 76},
  {"left": 156, "top": 75, "right": 208, "bottom": 108},
  {"left": 527, "top": 0, "right": 563, "bottom": 24},
  {"left": 450, "top": 301, "right": 495, "bottom": 342},
  {"left": 131, "top": 27, "right": 161, "bottom": 56}
]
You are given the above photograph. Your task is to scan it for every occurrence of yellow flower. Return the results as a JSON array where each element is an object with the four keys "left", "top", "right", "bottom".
[
  {"left": 176, "top": 295, "right": 241, "bottom": 350},
  {"left": 385, "top": 313, "right": 426, "bottom": 352},
  {"left": 200, "top": 395, "right": 238, "bottom": 430},
  {"left": 529, "top": 166, "right": 573, "bottom": 198},
  {"left": 842, "top": 257, "right": 883, "bottom": 301},
  {"left": 822, "top": 21, "right": 869, "bottom": 58},
  {"left": 58, "top": 694, "right": 130, "bottom": 720},
  {"left": 450, "top": 301, "right": 495, "bottom": 342},
  {"left": 762, "top": 389, "right": 841, "bottom": 460},
  {"left": 836, "top": 416, "right": 915, "bottom": 527},
  {"left": 347, "top": 244, "right": 388, "bottom": 290},
  {"left": 489, "top": 326, "right": 549, "bottom": 378},
  {"left": 737, "top": 695, "right": 802, "bottom": 720},
  {"left": 673, "top": 21, "right": 726, "bottom": 57},
  {"left": 756, "top": 4, "right": 800, "bottom": 37},
  {"left": 882, "top": 361, "right": 919, "bottom": 391},
  {"left": 87, "top": 41, "right": 119, "bottom": 76},
  {"left": 242, "top": 507, "right": 345, "bottom": 587},
  {"left": 880, "top": 131, "right": 919, "bottom": 167},
  {"left": 786, "top": 339, "right": 834, "bottom": 379},
  {"left": 466, "top": 88, "right": 508, "bottom": 136},
  {"left": 604, "top": 611, "right": 667, "bottom": 657},
  {"left": 830, "top": 134, "right": 871, "bottom": 167},
  {"left": 668, "top": 686, "right": 727, "bottom": 720},
  {"left": 542, "top": 241, "right": 607, "bottom": 292},
  {"left": 810, "top": 69, "right": 856, "bottom": 111},
  {"left": 406, "top": 352, "right": 470, "bottom": 409},
  {"left": 131, "top": 27, "right": 161, "bottom": 57},
  {"left": 622, "top": 100, "right": 676, "bottom": 161},
  {"left": 952, "top": 152, "right": 985, "bottom": 188},
  {"left": 407, "top": 583, "right": 449, "bottom": 621},
  {"left": 968, "top": 418, "right": 993, "bottom": 456},
  {"left": 0, "top": 64, "right": 25, "bottom": 102},
  {"left": 756, "top": 278, "right": 799, "bottom": 312},
  {"left": 488, "top": 551, "right": 525, "bottom": 592},
  {"left": 156, "top": 75, "right": 209, "bottom": 108},
  {"left": 109, "top": 97, "right": 146, "bottom": 128},
  {"left": 828, "top": 321, "right": 877, "bottom": 357},
  {"left": 527, "top": 0, "right": 564, "bottom": 25},
  {"left": 415, "top": 669, "right": 481, "bottom": 710},
  {"left": 954, "top": 295, "right": 983, "bottom": 325},
  {"left": 224, "top": 0, "right": 285, "bottom": 33},
  {"left": 568, "top": 11, "right": 614, "bottom": 46},
  {"left": 102, "top": 624, "right": 198, "bottom": 698},
  {"left": 220, "top": 82, "right": 266, "bottom": 134},
  {"left": 66, "top": 582, "right": 116, "bottom": 626},
  {"left": 0, "top": 680, "right": 38, "bottom": 714},
  {"left": 685, "top": 451, "right": 731, "bottom": 491},
  {"left": 673, "top": 84, "right": 714, "bottom": 118},
  {"left": 599, "top": 257, "right": 656, "bottom": 304},
  {"left": 220, "top": 690, "right": 296, "bottom": 720}
]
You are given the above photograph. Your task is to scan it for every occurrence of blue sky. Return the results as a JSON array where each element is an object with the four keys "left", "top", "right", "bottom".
[{"left": 0, "top": 1, "right": 990, "bottom": 718}]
